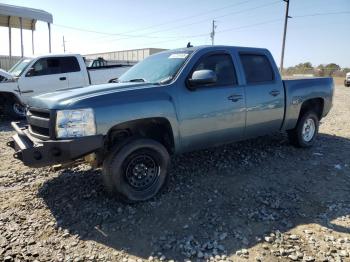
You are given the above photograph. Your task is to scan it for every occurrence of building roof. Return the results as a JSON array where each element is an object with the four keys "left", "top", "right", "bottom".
[{"left": 0, "top": 3, "right": 53, "bottom": 30}]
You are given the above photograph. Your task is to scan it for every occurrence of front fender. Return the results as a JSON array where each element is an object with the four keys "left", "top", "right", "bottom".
[
  {"left": 0, "top": 82, "right": 23, "bottom": 103},
  {"left": 77, "top": 88, "right": 180, "bottom": 152}
]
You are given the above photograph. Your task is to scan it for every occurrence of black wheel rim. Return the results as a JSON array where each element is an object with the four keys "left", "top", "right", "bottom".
[{"left": 124, "top": 152, "right": 160, "bottom": 191}]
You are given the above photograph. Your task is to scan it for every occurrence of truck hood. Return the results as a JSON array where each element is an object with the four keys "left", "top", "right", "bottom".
[
  {"left": 28, "top": 82, "right": 159, "bottom": 109},
  {"left": 0, "top": 68, "right": 13, "bottom": 81}
]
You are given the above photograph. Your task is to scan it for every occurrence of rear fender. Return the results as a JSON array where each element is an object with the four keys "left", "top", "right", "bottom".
[{"left": 282, "top": 78, "right": 333, "bottom": 130}]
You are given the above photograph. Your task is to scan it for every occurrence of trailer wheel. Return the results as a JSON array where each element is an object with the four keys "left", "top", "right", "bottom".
[
  {"left": 287, "top": 111, "right": 319, "bottom": 148},
  {"left": 102, "top": 138, "right": 170, "bottom": 203},
  {"left": 4, "top": 98, "right": 26, "bottom": 119}
]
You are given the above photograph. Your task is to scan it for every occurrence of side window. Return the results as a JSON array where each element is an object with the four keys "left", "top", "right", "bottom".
[
  {"left": 193, "top": 54, "right": 237, "bottom": 86},
  {"left": 61, "top": 57, "right": 80, "bottom": 73},
  {"left": 32, "top": 58, "right": 61, "bottom": 76},
  {"left": 239, "top": 54, "right": 274, "bottom": 84}
]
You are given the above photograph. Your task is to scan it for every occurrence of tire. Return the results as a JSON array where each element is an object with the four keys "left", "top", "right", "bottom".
[
  {"left": 287, "top": 111, "right": 319, "bottom": 148},
  {"left": 102, "top": 138, "right": 170, "bottom": 203},
  {"left": 4, "top": 99, "right": 26, "bottom": 119}
]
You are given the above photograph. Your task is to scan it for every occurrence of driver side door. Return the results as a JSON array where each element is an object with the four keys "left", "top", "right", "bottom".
[
  {"left": 177, "top": 52, "right": 246, "bottom": 152},
  {"left": 18, "top": 57, "right": 68, "bottom": 102}
]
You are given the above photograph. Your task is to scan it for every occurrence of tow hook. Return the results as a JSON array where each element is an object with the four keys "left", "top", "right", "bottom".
[
  {"left": 7, "top": 140, "right": 15, "bottom": 149},
  {"left": 13, "top": 151, "right": 23, "bottom": 160}
]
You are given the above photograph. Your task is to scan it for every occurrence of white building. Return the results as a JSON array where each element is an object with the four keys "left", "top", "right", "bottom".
[{"left": 84, "top": 48, "right": 167, "bottom": 65}]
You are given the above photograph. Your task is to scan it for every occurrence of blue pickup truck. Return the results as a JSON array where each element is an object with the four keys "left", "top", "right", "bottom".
[{"left": 8, "top": 45, "right": 333, "bottom": 202}]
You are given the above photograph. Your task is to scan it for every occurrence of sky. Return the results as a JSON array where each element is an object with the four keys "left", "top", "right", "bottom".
[{"left": 0, "top": 0, "right": 349, "bottom": 68}]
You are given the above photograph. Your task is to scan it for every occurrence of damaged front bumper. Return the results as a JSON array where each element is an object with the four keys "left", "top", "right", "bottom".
[{"left": 7, "top": 122, "right": 104, "bottom": 168}]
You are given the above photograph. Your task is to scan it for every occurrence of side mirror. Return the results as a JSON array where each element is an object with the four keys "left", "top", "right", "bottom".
[
  {"left": 188, "top": 69, "right": 217, "bottom": 89},
  {"left": 25, "top": 68, "right": 36, "bottom": 77}
]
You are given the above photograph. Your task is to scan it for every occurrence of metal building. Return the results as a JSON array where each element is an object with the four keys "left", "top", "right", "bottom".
[
  {"left": 0, "top": 3, "right": 53, "bottom": 59},
  {"left": 84, "top": 48, "right": 167, "bottom": 64}
]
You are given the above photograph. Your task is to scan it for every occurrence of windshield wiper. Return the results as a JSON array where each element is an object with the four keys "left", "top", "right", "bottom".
[
  {"left": 121, "top": 78, "right": 161, "bottom": 85},
  {"left": 158, "top": 76, "right": 173, "bottom": 85},
  {"left": 125, "top": 78, "right": 147, "bottom": 83}
]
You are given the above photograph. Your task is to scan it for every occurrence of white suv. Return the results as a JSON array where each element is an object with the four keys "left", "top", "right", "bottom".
[{"left": 345, "top": 72, "right": 350, "bottom": 87}]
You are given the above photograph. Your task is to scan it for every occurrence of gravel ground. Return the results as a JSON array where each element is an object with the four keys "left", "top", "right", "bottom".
[{"left": 0, "top": 84, "right": 349, "bottom": 262}]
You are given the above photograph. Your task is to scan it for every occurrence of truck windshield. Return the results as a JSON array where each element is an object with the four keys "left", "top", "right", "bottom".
[
  {"left": 118, "top": 51, "right": 192, "bottom": 84},
  {"left": 8, "top": 58, "right": 32, "bottom": 77}
]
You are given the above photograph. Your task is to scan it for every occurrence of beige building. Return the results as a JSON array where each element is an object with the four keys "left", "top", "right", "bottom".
[{"left": 84, "top": 48, "right": 167, "bottom": 64}]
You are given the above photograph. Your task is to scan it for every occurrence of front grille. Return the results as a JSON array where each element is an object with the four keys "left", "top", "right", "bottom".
[{"left": 27, "top": 108, "right": 52, "bottom": 140}]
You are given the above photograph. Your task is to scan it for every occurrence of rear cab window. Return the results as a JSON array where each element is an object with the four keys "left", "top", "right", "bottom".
[
  {"left": 61, "top": 57, "right": 80, "bottom": 73},
  {"left": 239, "top": 54, "right": 274, "bottom": 84}
]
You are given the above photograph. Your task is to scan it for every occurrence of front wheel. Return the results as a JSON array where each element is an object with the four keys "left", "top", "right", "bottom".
[
  {"left": 287, "top": 111, "right": 319, "bottom": 148},
  {"left": 102, "top": 138, "right": 170, "bottom": 202},
  {"left": 5, "top": 99, "right": 26, "bottom": 119}
]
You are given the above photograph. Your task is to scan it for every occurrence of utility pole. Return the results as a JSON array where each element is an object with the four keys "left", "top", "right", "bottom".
[
  {"left": 280, "top": 0, "right": 291, "bottom": 72},
  {"left": 62, "top": 36, "right": 66, "bottom": 53},
  {"left": 210, "top": 20, "right": 217, "bottom": 45}
]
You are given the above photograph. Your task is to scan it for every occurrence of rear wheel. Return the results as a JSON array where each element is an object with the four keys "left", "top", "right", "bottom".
[
  {"left": 102, "top": 138, "right": 170, "bottom": 202},
  {"left": 287, "top": 111, "right": 319, "bottom": 148}
]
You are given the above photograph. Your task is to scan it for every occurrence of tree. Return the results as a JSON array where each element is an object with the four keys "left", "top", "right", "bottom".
[
  {"left": 342, "top": 68, "right": 350, "bottom": 74},
  {"left": 324, "top": 63, "right": 341, "bottom": 76}
]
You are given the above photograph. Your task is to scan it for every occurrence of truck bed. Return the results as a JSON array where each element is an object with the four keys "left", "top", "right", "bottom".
[{"left": 282, "top": 77, "right": 334, "bottom": 130}]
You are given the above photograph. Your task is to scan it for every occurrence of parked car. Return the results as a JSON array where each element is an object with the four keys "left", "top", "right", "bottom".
[
  {"left": 0, "top": 54, "right": 131, "bottom": 118},
  {"left": 8, "top": 45, "right": 333, "bottom": 202},
  {"left": 345, "top": 72, "right": 350, "bottom": 87}
]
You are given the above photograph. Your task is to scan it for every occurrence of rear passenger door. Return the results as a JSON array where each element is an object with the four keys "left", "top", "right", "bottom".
[{"left": 239, "top": 53, "right": 284, "bottom": 138}]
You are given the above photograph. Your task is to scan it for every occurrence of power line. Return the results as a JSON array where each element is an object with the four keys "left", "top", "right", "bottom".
[
  {"left": 293, "top": 10, "right": 350, "bottom": 18},
  {"left": 53, "top": 6, "right": 350, "bottom": 52},
  {"left": 53, "top": 0, "right": 280, "bottom": 43},
  {"left": 115, "top": 0, "right": 255, "bottom": 34},
  {"left": 91, "top": 0, "right": 281, "bottom": 43},
  {"left": 53, "top": 24, "right": 175, "bottom": 39},
  {"left": 53, "top": 0, "right": 254, "bottom": 38},
  {"left": 143, "top": 18, "right": 283, "bottom": 47}
]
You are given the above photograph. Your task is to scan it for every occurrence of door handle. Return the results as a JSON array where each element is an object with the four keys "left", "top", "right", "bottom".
[
  {"left": 59, "top": 77, "right": 66, "bottom": 81},
  {"left": 227, "top": 94, "right": 243, "bottom": 102},
  {"left": 269, "top": 90, "right": 280, "bottom": 96}
]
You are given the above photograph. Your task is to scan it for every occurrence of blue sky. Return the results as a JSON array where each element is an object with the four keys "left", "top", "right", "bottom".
[{"left": 0, "top": 0, "right": 349, "bottom": 67}]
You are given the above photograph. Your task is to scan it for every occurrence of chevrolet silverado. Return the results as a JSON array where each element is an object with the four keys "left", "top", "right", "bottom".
[{"left": 8, "top": 45, "right": 333, "bottom": 202}]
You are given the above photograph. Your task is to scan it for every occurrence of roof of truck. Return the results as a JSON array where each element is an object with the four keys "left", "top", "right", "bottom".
[
  {"left": 160, "top": 45, "right": 269, "bottom": 53},
  {"left": 34, "top": 53, "right": 81, "bottom": 58}
]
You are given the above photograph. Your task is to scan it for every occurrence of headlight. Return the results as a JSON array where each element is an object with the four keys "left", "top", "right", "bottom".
[{"left": 56, "top": 108, "right": 96, "bottom": 138}]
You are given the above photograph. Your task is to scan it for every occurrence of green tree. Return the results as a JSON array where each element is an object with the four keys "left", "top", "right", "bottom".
[{"left": 324, "top": 63, "right": 341, "bottom": 76}]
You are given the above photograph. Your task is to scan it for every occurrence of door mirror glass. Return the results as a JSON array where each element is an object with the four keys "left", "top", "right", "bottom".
[{"left": 188, "top": 69, "right": 217, "bottom": 88}]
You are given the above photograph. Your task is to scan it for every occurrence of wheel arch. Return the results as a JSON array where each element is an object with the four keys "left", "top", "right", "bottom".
[
  {"left": 298, "top": 97, "right": 324, "bottom": 121},
  {"left": 0, "top": 91, "right": 22, "bottom": 105},
  {"left": 105, "top": 117, "right": 176, "bottom": 155}
]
